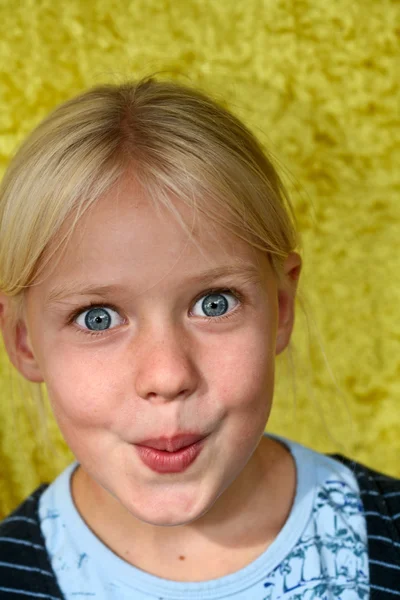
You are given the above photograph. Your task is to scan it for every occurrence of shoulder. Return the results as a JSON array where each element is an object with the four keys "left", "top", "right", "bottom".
[
  {"left": 0, "top": 485, "right": 46, "bottom": 539},
  {"left": 329, "top": 453, "right": 400, "bottom": 523},
  {"left": 329, "top": 452, "right": 400, "bottom": 498},
  {"left": 0, "top": 485, "right": 64, "bottom": 599},
  {"left": 329, "top": 453, "right": 400, "bottom": 595}
]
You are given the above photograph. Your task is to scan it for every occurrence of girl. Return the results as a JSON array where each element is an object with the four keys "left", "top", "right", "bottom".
[{"left": 0, "top": 78, "right": 399, "bottom": 600}]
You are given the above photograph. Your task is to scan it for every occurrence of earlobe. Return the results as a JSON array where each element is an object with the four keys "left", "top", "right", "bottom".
[
  {"left": 0, "top": 294, "right": 5, "bottom": 327},
  {"left": 14, "top": 320, "right": 44, "bottom": 383},
  {"left": 275, "top": 252, "right": 302, "bottom": 356},
  {"left": 0, "top": 295, "right": 44, "bottom": 383},
  {"left": 275, "top": 289, "right": 294, "bottom": 355}
]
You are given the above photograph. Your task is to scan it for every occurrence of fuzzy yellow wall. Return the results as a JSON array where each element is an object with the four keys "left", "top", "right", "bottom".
[{"left": 0, "top": 0, "right": 399, "bottom": 518}]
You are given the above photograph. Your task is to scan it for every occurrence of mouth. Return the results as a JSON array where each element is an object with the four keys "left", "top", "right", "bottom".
[
  {"left": 137, "top": 433, "right": 206, "bottom": 452},
  {"left": 134, "top": 434, "right": 207, "bottom": 474}
]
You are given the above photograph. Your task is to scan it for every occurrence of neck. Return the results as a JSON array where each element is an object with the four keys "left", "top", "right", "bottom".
[{"left": 71, "top": 436, "right": 296, "bottom": 580}]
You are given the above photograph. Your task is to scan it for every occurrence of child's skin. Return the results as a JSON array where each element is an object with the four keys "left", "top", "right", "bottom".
[{"left": 2, "top": 172, "right": 302, "bottom": 580}]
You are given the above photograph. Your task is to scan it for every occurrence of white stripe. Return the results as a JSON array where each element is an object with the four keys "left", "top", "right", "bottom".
[
  {"left": 364, "top": 511, "right": 393, "bottom": 520},
  {"left": 385, "top": 491, "right": 400, "bottom": 498},
  {"left": 370, "top": 558, "right": 400, "bottom": 571},
  {"left": 371, "top": 584, "right": 400, "bottom": 596},
  {"left": 369, "top": 474, "right": 398, "bottom": 482},
  {"left": 369, "top": 534, "right": 400, "bottom": 548},
  {"left": 0, "top": 560, "right": 52, "bottom": 576},
  {"left": 360, "top": 489, "right": 400, "bottom": 499},
  {"left": 0, "top": 587, "right": 60, "bottom": 599},
  {"left": 357, "top": 471, "right": 394, "bottom": 482},
  {"left": 0, "top": 537, "right": 44, "bottom": 550},
  {"left": 3, "top": 516, "right": 37, "bottom": 526}
]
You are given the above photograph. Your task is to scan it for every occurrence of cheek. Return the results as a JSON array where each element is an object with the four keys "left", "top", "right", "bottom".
[
  {"left": 205, "top": 325, "right": 275, "bottom": 412},
  {"left": 40, "top": 343, "right": 120, "bottom": 427},
  {"left": 206, "top": 329, "right": 275, "bottom": 461}
]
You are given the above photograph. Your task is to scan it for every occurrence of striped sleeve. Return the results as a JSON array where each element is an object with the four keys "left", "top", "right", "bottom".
[
  {"left": 0, "top": 486, "right": 64, "bottom": 599},
  {"left": 330, "top": 454, "right": 400, "bottom": 598}
]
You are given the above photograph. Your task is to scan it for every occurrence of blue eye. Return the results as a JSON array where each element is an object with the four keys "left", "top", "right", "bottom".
[
  {"left": 75, "top": 306, "right": 123, "bottom": 331},
  {"left": 192, "top": 290, "right": 239, "bottom": 319}
]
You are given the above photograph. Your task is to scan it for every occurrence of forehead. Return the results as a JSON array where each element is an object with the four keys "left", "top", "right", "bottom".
[{"left": 35, "top": 173, "right": 271, "bottom": 293}]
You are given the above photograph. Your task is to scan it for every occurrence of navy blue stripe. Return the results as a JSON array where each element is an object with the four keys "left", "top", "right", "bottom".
[{"left": 0, "top": 587, "right": 60, "bottom": 599}]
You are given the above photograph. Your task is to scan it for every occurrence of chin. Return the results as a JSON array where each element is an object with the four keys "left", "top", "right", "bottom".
[
  {"left": 127, "top": 506, "right": 206, "bottom": 528},
  {"left": 140, "top": 512, "right": 204, "bottom": 528},
  {"left": 122, "top": 489, "right": 215, "bottom": 528}
]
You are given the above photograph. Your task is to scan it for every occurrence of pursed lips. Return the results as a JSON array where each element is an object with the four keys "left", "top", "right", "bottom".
[{"left": 136, "top": 433, "right": 206, "bottom": 452}]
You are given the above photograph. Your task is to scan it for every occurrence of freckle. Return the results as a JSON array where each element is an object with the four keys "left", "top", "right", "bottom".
[{"left": 179, "top": 555, "right": 185, "bottom": 561}]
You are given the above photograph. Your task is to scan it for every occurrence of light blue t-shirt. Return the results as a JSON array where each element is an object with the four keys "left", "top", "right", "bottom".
[{"left": 39, "top": 435, "right": 369, "bottom": 599}]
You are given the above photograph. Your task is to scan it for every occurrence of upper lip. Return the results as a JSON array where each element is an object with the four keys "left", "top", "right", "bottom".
[{"left": 136, "top": 434, "right": 205, "bottom": 452}]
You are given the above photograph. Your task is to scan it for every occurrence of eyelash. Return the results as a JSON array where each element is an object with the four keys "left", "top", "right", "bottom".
[{"left": 67, "top": 287, "right": 244, "bottom": 338}]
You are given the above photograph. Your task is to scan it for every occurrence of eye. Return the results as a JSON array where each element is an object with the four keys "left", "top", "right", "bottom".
[
  {"left": 192, "top": 289, "right": 240, "bottom": 319},
  {"left": 75, "top": 306, "right": 124, "bottom": 332}
]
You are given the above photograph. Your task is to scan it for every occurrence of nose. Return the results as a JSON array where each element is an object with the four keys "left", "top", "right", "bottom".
[{"left": 134, "top": 324, "right": 198, "bottom": 403}]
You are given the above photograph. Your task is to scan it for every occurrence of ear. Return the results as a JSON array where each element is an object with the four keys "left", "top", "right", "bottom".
[
  {"left": 0, "top": 293, "right": 44, "bottom": 383},
  {"left": 275, "top": 252, "right": 302, "bottom": 356}
]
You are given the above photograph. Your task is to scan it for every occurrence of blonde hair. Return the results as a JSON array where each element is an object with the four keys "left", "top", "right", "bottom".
[
  {"left": 1, "top": 77, "right": 351, "bottom": 452},
  {"left": 0, "top": 77, "right": 301, "bottom": 316}
]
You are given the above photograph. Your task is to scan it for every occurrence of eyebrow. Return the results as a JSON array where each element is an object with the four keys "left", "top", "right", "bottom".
[{"left": 45, "top": 264, "right": 262, "bottom": 305}]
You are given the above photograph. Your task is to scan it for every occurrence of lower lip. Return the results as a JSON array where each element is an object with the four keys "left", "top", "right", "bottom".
[{"left": 134, "top": 439, "right": 206, "bottom": 474}]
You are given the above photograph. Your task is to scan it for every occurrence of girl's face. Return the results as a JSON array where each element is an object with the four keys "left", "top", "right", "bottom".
[{"left": 18, "top": 174, "right": 299, "bottom": 527}]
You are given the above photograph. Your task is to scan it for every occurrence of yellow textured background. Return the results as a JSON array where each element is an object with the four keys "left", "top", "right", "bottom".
[{"left": 0, "top": 0, "right": 399, "bottom": 518}]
